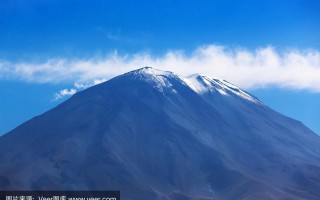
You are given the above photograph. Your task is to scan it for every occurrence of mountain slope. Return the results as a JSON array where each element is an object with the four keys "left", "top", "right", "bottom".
[{"left": 0, "top": 67, "right": 320, "bottom": 200}]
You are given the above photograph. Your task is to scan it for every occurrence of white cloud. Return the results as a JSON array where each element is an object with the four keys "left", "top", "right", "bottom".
[
  {"left": 54, "top": 89, "right": 77, "bottom": 100},
  {"left": 53, "top": 79, "right": 108, "bottom": 100},
  {"left": 74, "top": 79, "right": 107, "bottom": 89},
  {"left": 1, "top": 45, "right": 320, "bottom": 92}
]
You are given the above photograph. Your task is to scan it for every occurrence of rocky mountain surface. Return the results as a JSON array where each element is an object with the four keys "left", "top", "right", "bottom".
[{"left": 0, "top": 67, "right": 320, "bottom": 200}]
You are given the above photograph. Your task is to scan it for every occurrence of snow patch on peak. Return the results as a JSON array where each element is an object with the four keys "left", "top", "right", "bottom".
[
  {"left": 184, "top": 74, "right": 263, "bottom": 105},
  {"left": 135, "top": 66, "right": 173, "bottom": 76},
  {"left": 128, "top": 67, "right": 178, "bottom": 92},
  {"left": 183, "top": 74, "right": 211, "bottom": 94}
]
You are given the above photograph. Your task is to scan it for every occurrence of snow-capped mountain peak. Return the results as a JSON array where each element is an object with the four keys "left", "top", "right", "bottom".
[
  {"left": 122, "top": 67, "right": 262, "bottom": 104},
  {"left": 184, "top": 73, "right": 262, "bottom": 105},
  {"left": 124, "top": 67, "right": 179, "bottom": 92},
  {"left": 1, "top": 67, "right": 320, "bottom": 200},
  {"left": 133, "top": 66, "right": 173, "bottom": 76}
]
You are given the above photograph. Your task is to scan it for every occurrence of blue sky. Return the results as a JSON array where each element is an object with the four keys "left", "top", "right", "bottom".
[{"left": 0, "top": 0, "right": 319, "bottom": 135}]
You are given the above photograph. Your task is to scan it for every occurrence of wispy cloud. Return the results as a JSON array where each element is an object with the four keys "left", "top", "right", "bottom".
[
  {"left": 54, "top": 88, "right": 77, "bottom": 100},
  {"left": 74, "top": 79, "right": 107, "bottom": 89},
  {"left": 53, "top": 79, "right": 107, "bottom": 100},
  {"left": 1, "top": 45, "right": 320, "bottom": 92}
]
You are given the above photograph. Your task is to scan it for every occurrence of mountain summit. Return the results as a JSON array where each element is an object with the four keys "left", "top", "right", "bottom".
[{"left": 1, "top": 67, "right": 320, "bottom": 199}]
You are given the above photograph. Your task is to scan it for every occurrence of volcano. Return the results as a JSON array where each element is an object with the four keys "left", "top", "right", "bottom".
[{"left": 1, "top": 67, "right": 320, "bottom": 199}]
